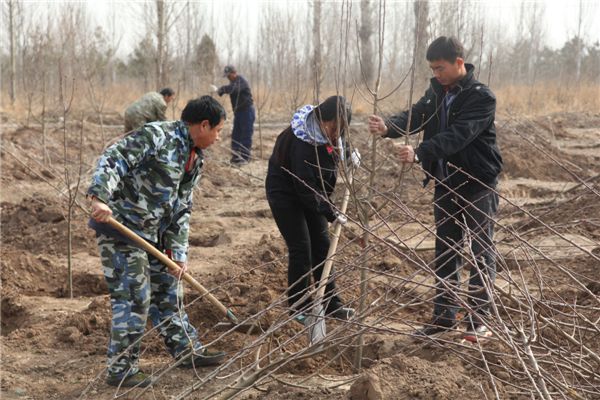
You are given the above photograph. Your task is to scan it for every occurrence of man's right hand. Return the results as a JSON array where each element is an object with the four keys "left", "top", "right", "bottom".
[
  {"left": 90, "top": 197, "right": 112, "bottom": 223},
  {"left": 368, "top": 115, "right": 388, "bottom": 137}
]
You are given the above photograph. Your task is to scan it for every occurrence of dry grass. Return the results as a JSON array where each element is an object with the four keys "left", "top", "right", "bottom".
[
  {"left": 495, "top": 84, "right": 600, "bottom": 116},
  {"left": 1, "top": 81, "right": 598, "bottom": 124}
]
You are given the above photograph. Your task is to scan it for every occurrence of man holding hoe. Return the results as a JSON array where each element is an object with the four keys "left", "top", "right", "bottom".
[{"left": 88, "top": 96, "right": 228, "bottom": 388}]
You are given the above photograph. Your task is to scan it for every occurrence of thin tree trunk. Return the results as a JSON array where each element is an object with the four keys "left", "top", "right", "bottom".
[
  {"left": 67, "top": 208, "right": 73, "bottom": 299},
  {"left": 355, "top": 0, "right": 385, "bottom": 373},
  {"left": 312, "top": 0, "right": 322, "bottom": 102},
  {"left": 8, "top": 0, "right": 17, "bottom": 105},
  {"left": 413, "top": 0, "right": 429, "bottom": 84},
  {"left": 41, "top": 73, "right": 48, "bottom": 164},
  {"left": 575, "top": 0, "right": 583, "bottom": 83},
  {"left": 156, "top": 0, "right": 166, "bottom": 88},
  {"left": 359, "top": 0, "right": 374, "bottom": 84}
]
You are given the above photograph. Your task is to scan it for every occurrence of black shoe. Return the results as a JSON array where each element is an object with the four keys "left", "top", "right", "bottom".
[
  {"left": 463, "top": 324, "right": 492, "bottom": 343},
  {"left": 414, "top": 317, "right": 457, "bottom": 338},
  {"left": 328, "top": 307, "right": 355, "bottom": 320},
  {"left": 325, "top": 299, "right": 355, "bottom": 320},
  {"left": 178, "top": 348, "right": 226, "bottom": 369},
  {"left": 106, "top": 371, "right": 152, "bottom": 388},
  {"left": 230, "top": 159, "right": 248, "bottom": 167}
]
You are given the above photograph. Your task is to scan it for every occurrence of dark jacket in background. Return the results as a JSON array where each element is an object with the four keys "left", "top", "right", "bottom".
[
  {"left": 218, "top": 75, "right": 254, "bottom": 112},
  {"left": 265, "top": 128, "right": 338, "bottom": 222},
  {"left": 385, "top": 64, "right": 502, "bottom": 193}
]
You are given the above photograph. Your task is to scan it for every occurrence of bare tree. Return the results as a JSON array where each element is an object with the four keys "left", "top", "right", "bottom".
[
  {"left": 5, "top": 0, "right": 20, "bottom": 105},
  {"left": 81, "top": 25, "right": 117, "bottom": 145},
  {"left": 575, "top": 0, "right": 584, "bottom": 82},
  {"left": 155, "top": 0, "right": 167, "bottom": 88},
  {"left": 413, "top": 0, "right": 429, "bottom": 85},
  {"left": 196, "top": 34, "right": 219, "bottom": 88},
  {"left": 147, "top": 0, "right": 184, "bottom": 88},
  {"left": 20, "top": 19, "right": 54, "bottom": 161},
  {"left": 312, "top": 0, "right": 322, "bottom": 102},
  {"left": 359, "top": 0, "right": 374, "bottom": 84},
  {"left": 252, "top": 21, "right": 271, "bottom": 160},
  {"left": 173, "top": 1, "right": 203, "bottom": 94},
  {"left": 58, "top": 56, "right": 78, "bottom": 299}
]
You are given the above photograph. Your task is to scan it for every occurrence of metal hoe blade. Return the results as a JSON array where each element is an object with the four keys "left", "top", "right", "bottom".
[{"left": 307, "top": 304, "right": 327, "bottom": 345}]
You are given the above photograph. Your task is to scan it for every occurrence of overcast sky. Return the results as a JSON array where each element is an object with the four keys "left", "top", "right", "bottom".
[{"left": 28, "top": 0, "right": 600, "bottom": 59}]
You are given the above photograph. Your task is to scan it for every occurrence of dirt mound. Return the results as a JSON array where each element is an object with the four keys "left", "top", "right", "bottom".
[
  {"left": 1, "top": 247, "right": 104, "bottom": 299},
  {"left": 1, "top": 196, "right": 95, "bottom": 255},
  {"left": 498, "top": 113, "right": 599, "bottom": 181},
  {"left": 55, "top": 296, "right": 111, "bottom": 353},
  {"left": 1, "top": 289, "right": 30, "bottom": 335},
  {"left": 515, "top": 188, "right": 600, "bottom": 241},
  {"left": 252, "top": 383, "right": 346, "bottom": 400},
  {"left": 544, "top": 111, "right": 600, "bottom": 130},
  {"left": 349, "top": 352, "right": 502, "bottom": 400},
  {"left": 1, "top": 249, "right": 65, "bottom": 294},
  {"left": 499, "top": 122, "right": 573, "bottom": 181},
  {"left": 2, "top": 110, "right": 599, "bottom": 399},
  {"left": 56, "top": 297, "right": 111, "bottom": 353}
]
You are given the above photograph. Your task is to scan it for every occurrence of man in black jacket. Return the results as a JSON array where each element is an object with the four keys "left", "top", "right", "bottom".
[
  {"left": 369, "top": 36, "right": 502, "bottom": 342},
  {"left": 218, "top": 65, "right": 255, "bottom": 166}
]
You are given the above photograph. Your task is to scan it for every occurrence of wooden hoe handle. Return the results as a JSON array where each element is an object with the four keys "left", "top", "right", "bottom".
[{"left": 106, "top": 217, "right": 239, "bottom": 324}]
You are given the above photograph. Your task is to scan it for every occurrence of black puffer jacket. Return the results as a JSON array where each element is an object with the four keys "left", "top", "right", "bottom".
[
  {"left": 385, "top": 64, "right": 502, "bottom": 192},
  {"left": 265, "top": 128, "right": 338, "bottom": 222}
]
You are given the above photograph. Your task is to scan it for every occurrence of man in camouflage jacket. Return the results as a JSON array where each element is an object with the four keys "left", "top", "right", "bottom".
[
  {"left": 123, "top": 87, "right": 176, "bottom": 133},
  {"left": 88, "top": 96, "right": 226, "bottom": 388}
]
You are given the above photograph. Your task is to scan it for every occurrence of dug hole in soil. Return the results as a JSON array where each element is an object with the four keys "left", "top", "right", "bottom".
[{"left": 2, "top": 111, "right": 600, "bottom": 399}]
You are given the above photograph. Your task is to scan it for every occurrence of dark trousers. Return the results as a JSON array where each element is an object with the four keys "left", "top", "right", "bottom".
[
  {"left": 231, "top": 107, "right": 255, "bottom": 162},
  {"left": 268, "top": 201, "right": 341, "bottom": 313},
  {"left": 432, "top": 184, "right": 499, "bottom": 327}
]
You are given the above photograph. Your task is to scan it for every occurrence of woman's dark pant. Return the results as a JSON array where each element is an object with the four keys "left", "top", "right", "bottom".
[
  {"left": 231, "top": 107, "right": 255, "bottom": 162},
  {"left": 268, "top": 201, "right": 341, "bottom": 313},
  {"left": 432, "top": 185, "right": 499, "bottom": 327}
]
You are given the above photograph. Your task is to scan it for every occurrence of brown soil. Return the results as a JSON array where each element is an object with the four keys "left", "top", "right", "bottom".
[{"left": 1, "top": 111, "right": 599, "bottom": 399}]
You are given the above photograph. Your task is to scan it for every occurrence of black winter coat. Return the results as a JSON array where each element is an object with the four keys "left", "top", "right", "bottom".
[
  {"left": 218, "top": 75, "right": 254, "bottom": 112},
  {"left": 385, "top": 64, "right": 502, "bottom": 192},
  {"left": 265, "top": 128, "right": 338, "bottom": 222}
]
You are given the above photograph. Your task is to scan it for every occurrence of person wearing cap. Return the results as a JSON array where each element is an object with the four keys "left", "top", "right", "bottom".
[
  {"left": 123, "top": 88, "right": 176, "bottom": 133},
  {"left": 217, "top": 65, "right": 255, "bottom": 166}
]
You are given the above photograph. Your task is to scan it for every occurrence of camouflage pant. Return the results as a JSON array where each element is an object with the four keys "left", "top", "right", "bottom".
[{"left": 97, "top": 234, "right": 202, "bottom": 378}]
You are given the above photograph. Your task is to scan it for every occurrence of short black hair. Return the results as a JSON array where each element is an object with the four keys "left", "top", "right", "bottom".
[
  {"left": 426, "top": 36, "right": 464, "bottom": 63},
  {"left": 314, "top": 95, "right": 352, "bottom": 125},
  {"left": 181, "top": 96, "right": 226, "bottom": 127},
  {"left": 160, "top": 87, "right": 175, "bottom": 97}
]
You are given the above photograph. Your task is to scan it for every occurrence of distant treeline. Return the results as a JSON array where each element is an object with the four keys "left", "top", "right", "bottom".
[{"left": 2, "top": 1, "right": 598, "bottom": 115}]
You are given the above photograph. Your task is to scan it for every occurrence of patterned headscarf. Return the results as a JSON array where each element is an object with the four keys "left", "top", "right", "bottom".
[{"left": 291, "top": 105, "right": 328, "bottom": 145}]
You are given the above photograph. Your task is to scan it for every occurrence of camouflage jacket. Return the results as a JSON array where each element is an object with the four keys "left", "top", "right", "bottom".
[
  {"left": 87, "top": 120, "right": 203, "bottom": 262},
  {"left": 124, "top": 92, "right": 168, "bottom": 132}
]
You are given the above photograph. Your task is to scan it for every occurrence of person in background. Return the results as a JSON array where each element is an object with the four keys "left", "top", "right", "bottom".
[
  {"left": 217, "top": 65, "right": 255, "bottom": 166},
  {"left": 265, "top": 95, "right": 358, "bottom": 324},
  {"left": 123, "top": 87, "right": 176, "bottom": 132},
  {"left": 88, "top": 96, "right": 227, "bottom": 388},
  {"left": 369, "top": 36, "right": 502, "bottom": 342}
]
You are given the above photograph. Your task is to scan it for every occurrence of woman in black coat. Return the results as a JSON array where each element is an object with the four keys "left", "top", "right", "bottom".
[{"left": 265, "top": 96, "right": 355, "bottom": 323}]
